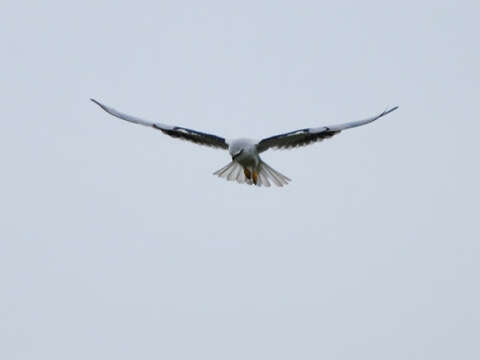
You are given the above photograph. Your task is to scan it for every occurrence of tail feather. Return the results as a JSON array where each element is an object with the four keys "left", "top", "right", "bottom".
[
  {"left": 213, "top": 160, "right": 291, "bottom": 187},
  {"left": 260, "top": 161, "right": 290, "bottom": 187},
  {"left": 213, "top": 162, "right": 233, "bottom": 177},
  {"left": 261, "top": 164, "right": 282, "bottom": 186},
  {"left": 228, "top": 164, "right": 241, "bottom": 181},
  {"left": 213, "top": 161, "right": 248, "bottom": 184},
  {"left": 258, "top": 171, "right": 271, "bottom": 187}
]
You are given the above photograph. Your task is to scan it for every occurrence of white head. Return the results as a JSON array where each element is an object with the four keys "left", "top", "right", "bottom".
[{"left": 228, "top": 138, "right": 256, "bottom": 158}]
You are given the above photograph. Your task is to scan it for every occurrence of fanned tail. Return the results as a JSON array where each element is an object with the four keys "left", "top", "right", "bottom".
[
  {"left": 213, "top": 160, "right": 291, "bottom": 187},
  {"left": 213, "top": 161, "right": 252, "bottom": 185}
]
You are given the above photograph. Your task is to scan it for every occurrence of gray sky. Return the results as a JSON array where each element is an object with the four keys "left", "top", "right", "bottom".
[{"left": 1, "top": 1, "right": 479, "bottom": 359}]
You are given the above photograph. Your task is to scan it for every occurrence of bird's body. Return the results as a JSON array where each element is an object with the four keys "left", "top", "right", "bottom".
[
  {"left": 222, "top": 138, "right": 290, "bottom": 186},
  {"left": 91, "top": 99, "right": 398, "bottom": 187}
]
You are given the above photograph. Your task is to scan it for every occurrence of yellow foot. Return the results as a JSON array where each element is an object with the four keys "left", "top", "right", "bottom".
[
  {"left": 252, "top": 171, "right": 258, "bottom": 185},
  {"left": 244, "top": 168, "right": 251, "bottom": 180}
]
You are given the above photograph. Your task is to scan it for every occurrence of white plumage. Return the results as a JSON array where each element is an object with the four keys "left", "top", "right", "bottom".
[{"left": 91, "top": 99, "right": 398, "bottom": 187}]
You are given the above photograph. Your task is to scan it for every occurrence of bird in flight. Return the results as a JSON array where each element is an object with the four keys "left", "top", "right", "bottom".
[{"left": 91, "top": 99, "right": 398, "bottom": 187}]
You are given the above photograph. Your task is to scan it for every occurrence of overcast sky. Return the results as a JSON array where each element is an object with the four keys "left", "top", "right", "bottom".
[{"left": 1, "top": 1, "right": 479, "bottom": 359}]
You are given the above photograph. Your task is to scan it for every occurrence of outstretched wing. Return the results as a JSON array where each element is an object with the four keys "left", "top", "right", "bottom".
[
  {"left": 91, "top": 99, "right": 229, "bottom": 150},
  {"left": 256, "top": 106, "right": 398, "bottom": 153}
]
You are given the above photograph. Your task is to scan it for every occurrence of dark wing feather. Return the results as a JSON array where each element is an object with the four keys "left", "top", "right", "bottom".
[
  {"left": 257, "top": 106, "right": 398, "bottom": 153},
  {"left": 154, "top": 125, "right": 228, "bottom": 149},
  {"left": 91, "top": 99, "right": 228, "bottom": 150},
  {"left": 257, "top": 127, "right": 340, "bottom": 152}
]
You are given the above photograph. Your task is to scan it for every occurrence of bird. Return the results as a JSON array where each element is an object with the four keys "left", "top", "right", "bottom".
[{"left": 91, "top": 99, "right": 398, "bottom": 187}]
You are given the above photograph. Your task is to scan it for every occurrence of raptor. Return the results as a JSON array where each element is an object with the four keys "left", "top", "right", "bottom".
[{"left": 91, "top": 99, "right": 398, "bottom": 187}]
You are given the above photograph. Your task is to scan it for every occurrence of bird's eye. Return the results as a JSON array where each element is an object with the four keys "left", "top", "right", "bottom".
[{"left": 232, "top": 149, "right": 243, "bottom": 159}]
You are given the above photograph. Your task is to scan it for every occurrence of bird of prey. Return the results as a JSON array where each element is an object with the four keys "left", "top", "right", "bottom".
[{"left": 91, "top": 99, "right": 398, "bottom": 187}]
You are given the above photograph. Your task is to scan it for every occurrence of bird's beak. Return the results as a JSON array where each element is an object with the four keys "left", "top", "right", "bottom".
[{"left": 231, "top": 149, "right": 244, "bottom": 160}]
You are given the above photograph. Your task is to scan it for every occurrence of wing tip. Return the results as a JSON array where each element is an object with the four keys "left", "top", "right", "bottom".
[
  {"left": 90, "top": 98, "right": 103, "bottom": 107},
  {"left": 90, "top": 98, "right": 111, "bottom": 114},
  {"left": 384, "top": 105, "right": 399, "bottom": 115}
]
